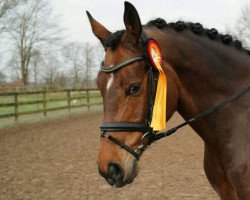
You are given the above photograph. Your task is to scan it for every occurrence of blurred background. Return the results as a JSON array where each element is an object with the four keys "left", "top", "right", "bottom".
[{"left": 0, "top": 0, "right": 249, "bottom": 91}]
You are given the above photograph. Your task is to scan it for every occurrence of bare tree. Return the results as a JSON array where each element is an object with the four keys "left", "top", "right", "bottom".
[
  {"left": 0, "top": 0, "right": 18, "bottom": 18},
  {"left": 63, "top": 43, "right": 85, "bottom": 88},
  {"left": 95, "top": 43, "right": 105, "bottom": 64},
  {"left": 54, "top": 73, "right": 67, "bottom": 88},
  {"left": 82, "top": 43, "right": 95, "bottom": 87},
  {"left": 63, "top": 42, "right": 104, "bottom": 88},
  {"left": 0, "top": 69, "right": 6, "bottom": 83},
  {"left": 0, "top": 1, "right": 23, "bottom": 80},
  {"left": 0, "top": 0, "right": 24, "bottom": 33},
  {"left": 92, "top": 43, "right": 104, "bottom": 83},
  {"left": 235, "top": 5, "right": 250, "bottom": 48},
  {"left": 8, "top": 0, "right": 62, "bottom": 86},
  {"left": 30, "top": 50, "right": 42, "bottom": 85},
  {"left": 42, "top": 52, "right": 61, "bottom": 87},
  {"left": 7, "top": 53, "right": 20, "bottom": 80},
  {"left": 227, "top": 4, "right": 250, "bottom": 49}
]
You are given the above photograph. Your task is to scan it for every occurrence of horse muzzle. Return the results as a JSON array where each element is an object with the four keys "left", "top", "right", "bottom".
[{"left": 98, "top": 160, "right": 138, "bottom": 187}]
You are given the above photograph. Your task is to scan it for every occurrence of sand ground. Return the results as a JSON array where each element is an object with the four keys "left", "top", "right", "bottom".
[{"left": 0, "top": 112, "right": 219, "bottom": 200}]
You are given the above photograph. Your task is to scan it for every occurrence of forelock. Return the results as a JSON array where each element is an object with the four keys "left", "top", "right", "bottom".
[{"left": 104, "top": 30, "right": 125, "bottom": 51}]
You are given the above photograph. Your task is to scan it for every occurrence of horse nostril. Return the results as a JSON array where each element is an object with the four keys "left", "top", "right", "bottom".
[{"left": 107, "top": 162, "right": 124, "bottom": 182}]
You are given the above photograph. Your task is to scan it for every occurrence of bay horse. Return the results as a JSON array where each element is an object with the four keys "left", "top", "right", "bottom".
[{"left": 87, "top": 2, "right": 250, "bottom": 199}]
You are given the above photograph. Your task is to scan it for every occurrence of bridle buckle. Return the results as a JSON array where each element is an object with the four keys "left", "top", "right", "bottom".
[{"left": 138, "top": 130, "right": 156, "bottom": 151}]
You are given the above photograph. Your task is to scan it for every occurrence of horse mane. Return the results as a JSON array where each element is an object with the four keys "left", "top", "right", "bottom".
[
  {"left": 104, "top": 18, "right": 250, "bottom": 56},
  {"left": 146, "top": 18, "right": 250, "bottom": 56}
]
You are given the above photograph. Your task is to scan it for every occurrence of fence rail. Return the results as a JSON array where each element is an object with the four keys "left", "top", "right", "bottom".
[{"left": 0, "top": 88, "right": 102, "bottom": 121}]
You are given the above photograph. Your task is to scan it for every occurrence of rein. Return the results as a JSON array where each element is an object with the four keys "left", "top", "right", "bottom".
[
  {"left": 99, "top": 31, "right": 250, "bottom": 161},
  {"left": 154, "top": 85, "right": 250, "bottom": 140}
]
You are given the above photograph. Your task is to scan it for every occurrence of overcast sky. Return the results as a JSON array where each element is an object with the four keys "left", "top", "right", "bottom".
[{"left": 51, "top": 0, "right": 249, "bottom": 44}]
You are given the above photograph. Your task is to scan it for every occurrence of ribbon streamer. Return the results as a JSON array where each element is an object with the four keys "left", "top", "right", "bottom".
[{"left": 147, "top": 40, "right": 167, "bottom": 131}]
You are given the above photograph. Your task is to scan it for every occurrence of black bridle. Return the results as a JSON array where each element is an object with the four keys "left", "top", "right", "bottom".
[
  {"left": 100, "top": 31, "right": 157, "bottom": 160},
  {"left": 100, "top": 31, "right": 250, "bottom": 160}
]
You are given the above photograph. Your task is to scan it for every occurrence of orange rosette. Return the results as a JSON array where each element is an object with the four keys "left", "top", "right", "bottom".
[{"left": 147, "top": 40, "right": 167, "bottom": 131}]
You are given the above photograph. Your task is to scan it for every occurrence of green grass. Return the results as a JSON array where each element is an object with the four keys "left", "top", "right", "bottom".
[
  {"left": 0, "top": 90, "right": 102, "bottom": 116},
  {"left": 0, "top": 106, "right": 103, "bottom": 129},
  {"left": 0, "top": 90, "right": 103, "bottom": 128}
]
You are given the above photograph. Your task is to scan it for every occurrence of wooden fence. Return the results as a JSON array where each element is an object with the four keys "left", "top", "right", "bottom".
[{"left": 0, "top": 88, "right": 102, "bottom": 121}]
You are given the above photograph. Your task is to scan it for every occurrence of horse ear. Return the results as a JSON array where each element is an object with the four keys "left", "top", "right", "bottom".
[
  {"left": 86, "top": 11, "right": 111, "bottom": 47},
  {"left": 123, "top": 2, "right": 142, "bottom": 44}
]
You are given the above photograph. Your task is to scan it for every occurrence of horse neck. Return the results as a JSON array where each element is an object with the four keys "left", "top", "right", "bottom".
[{"left": 146, "top": 27, "right": 250, "bottom": 144}]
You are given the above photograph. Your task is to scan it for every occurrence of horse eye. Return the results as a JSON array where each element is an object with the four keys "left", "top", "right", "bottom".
[{"left": 128, "top": 83, "right": 141, "bottom": 95}]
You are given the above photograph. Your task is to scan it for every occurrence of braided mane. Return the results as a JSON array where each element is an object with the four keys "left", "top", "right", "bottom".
[
  {"left": 146, "top": 18, "right": 250, "bottom": 56},
  {"left": 104, "top": 18, "right": 250, "bottom": 56}
]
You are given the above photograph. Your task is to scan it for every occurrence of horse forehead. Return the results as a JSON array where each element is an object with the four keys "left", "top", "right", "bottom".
[
  {"left": 102, "top": 47, "right": 144, "bottom": 92},
  {"left": 105, "top": 44, "right": 136, "bottom": 63}
]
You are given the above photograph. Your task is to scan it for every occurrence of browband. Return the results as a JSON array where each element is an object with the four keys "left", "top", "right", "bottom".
[{"left": 101, "top": 56, "right": 144, "bottom": 73}]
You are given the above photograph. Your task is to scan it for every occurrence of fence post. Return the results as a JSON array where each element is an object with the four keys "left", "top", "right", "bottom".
[
  {"left": 14, "top": 93, "right": 18, "bottom": 122},
  {"left": 86, "top": 90, "right": 90, "bottom": 111},
  {"left": 43, "top": 90, "right": 47, "bottom": 117},
  {"left": 67, "top": 90, "right": 71, "bottom": 112}
]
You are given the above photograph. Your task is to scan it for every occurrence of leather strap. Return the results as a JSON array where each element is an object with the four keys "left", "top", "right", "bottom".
[
  {"left": 98, "top": 28, "right": 250, "bottom": 161},
  {"left": 101, "top": 56, "right": 144, "bottom": 73},
  {"left": 154, "top": 84, "right": 250, "bottom": 140},
  {"left": 101, "top": 131, "right": 140, "bottom": 160},
  {"left": 100, "top": 122, "right": 148, "bottom": 132}
]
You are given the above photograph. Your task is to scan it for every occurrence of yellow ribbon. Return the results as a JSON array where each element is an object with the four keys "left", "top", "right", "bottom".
[{"left": 149, "top": 43, "right": 167, "bottom": 131}]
